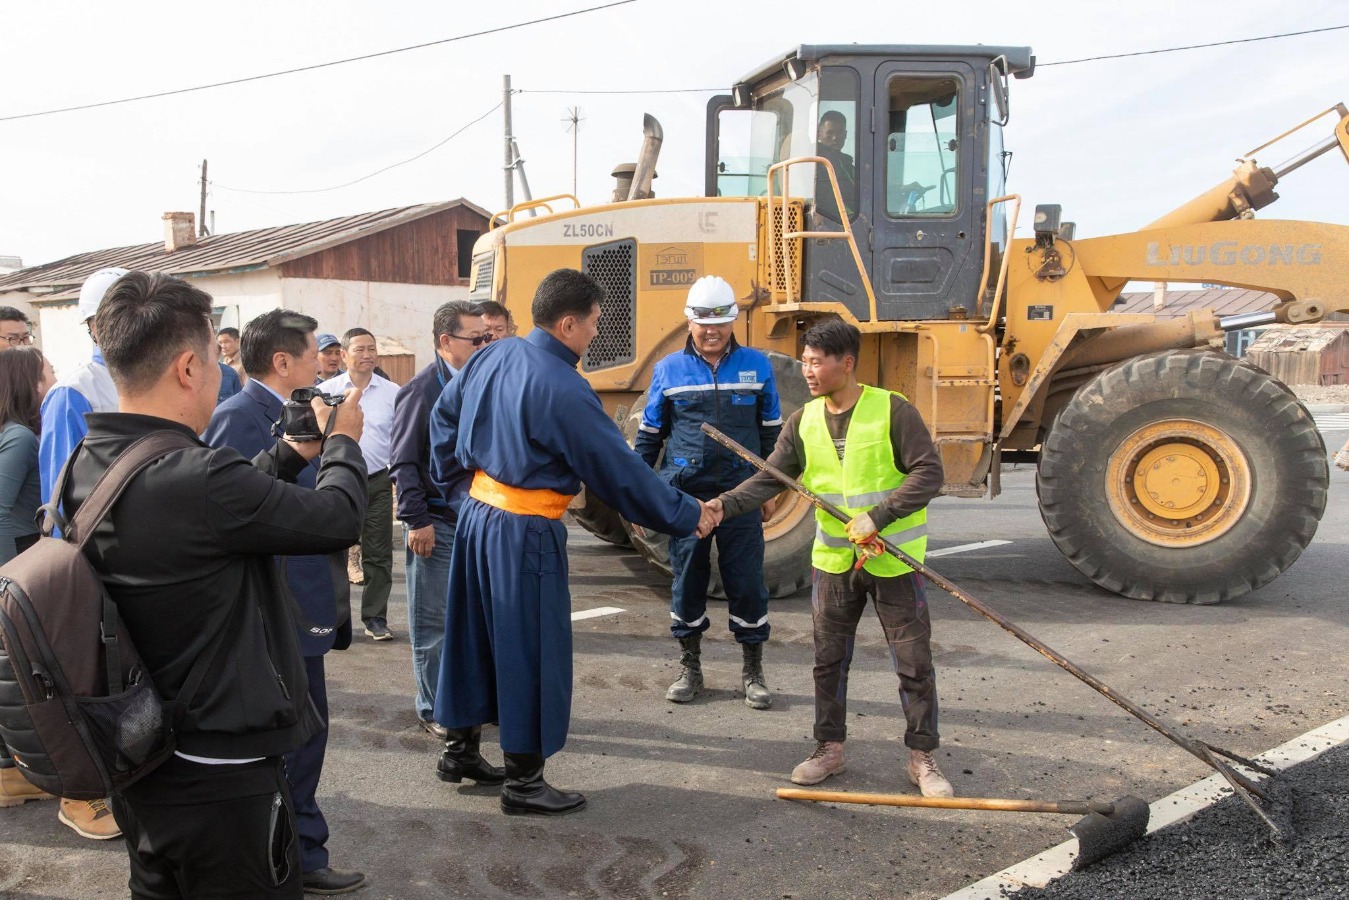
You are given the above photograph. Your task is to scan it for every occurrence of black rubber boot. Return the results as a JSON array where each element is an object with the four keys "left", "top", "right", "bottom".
[
  {"left": 436, "top": 726, "right": 505, "bottom": 785},
  {"left": 741, "top": 641, "right": 772, "bottom": 710},
  {"left": 665, "top": 633, "right": 704, "bottom": 703},
  {"left": 500, "top": 752, "right": 587, "bottom": 816}
]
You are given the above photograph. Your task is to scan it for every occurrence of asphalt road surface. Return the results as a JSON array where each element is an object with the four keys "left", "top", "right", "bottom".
[{"left": 2, "top": 453, "right": 1347, "bottom": 899}]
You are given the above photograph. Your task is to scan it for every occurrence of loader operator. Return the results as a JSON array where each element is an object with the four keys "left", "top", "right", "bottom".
[
  {"left": 635, "top": 275, "right": 783, "bottom": 710},
  {"left": 712, "top": 319, "right": 953, "bottom": 796},
  {"left": 815, "top": 110, "right": 858, "bottom": 222}
]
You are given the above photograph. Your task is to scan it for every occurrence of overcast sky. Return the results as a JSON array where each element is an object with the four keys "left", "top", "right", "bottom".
[{"left": 2, "top": 0, "right": 1345, "bottom": 268}]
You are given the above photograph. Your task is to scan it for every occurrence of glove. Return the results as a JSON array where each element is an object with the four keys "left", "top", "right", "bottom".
[{"left": 844, "top": 513, "right": 877, "bottom": 544}]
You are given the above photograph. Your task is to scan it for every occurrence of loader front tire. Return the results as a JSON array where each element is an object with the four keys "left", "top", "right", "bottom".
[{"left": 1037, "top": 349, "right": 1327, "bottom": 604}]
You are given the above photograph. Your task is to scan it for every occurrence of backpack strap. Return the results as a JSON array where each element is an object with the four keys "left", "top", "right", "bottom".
[
  {"left": 63, "top": 431, "right": 198, "bottom": 549},
  {"left": 55, "top": 431, "right": 197, "bottom": 692}
]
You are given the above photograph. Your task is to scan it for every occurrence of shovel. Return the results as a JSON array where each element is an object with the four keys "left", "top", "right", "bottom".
[
  {"left": 699, "top": 423, "right": 1283, "bottom": 839},
  {"left": 776, "top": 788, "right": 1150, "bottom": 869}
]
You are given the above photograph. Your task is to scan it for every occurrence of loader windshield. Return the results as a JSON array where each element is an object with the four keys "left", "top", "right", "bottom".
[{"left": 713, "top": 72, "right": 819, "bottom": 198}]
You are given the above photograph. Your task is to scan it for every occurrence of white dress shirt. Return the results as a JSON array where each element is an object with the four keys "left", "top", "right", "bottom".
[{"left": 319, "top": 371, "right": 396, "bottom": 473}]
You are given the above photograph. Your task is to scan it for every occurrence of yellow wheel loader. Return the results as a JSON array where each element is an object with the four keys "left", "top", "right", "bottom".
[{"left": 467, "top": 44, "right": 1349, "bottom": 604}]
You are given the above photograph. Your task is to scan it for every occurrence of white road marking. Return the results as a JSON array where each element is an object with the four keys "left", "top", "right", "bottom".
[
  {"left": 571, "top": 606, "right": 625, "bottom": 621},
  {"left": 1314, "top": 413, "right": 1349, "bottom": 431},
  {"left": 927, "top": 540, "right": 1013, "bottom": 558}
]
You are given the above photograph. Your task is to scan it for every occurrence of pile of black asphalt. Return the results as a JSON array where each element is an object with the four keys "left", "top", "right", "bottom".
[{"left": 1009, "top": 741, "right": 1349, "bottom": 900}]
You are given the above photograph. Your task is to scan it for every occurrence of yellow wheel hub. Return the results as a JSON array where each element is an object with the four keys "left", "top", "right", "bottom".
[
  {"left": 762, "top": 489, "right": 811, "bottom": 542},
  {"left": 1106, "top": 419, "right": 1251, "bottom": 547}
]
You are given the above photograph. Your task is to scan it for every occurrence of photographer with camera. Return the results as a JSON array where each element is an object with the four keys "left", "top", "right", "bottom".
[
  {"left": 203, "top": 309, "right": 369, "bottom": 895},
  {"left": 62, "top": 274, "right": 366, "bottom": 896}
]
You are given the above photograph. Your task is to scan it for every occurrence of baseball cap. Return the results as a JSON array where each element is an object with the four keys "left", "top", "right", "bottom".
[
  {"left": 78, "top": 267, "right": 130, "bottom": 322},
  {"left": 684, "top": 275, "right": 738, "bottom": 325},
  {"left": 316, "top": 332, "right": 341, "bottom": 350}
]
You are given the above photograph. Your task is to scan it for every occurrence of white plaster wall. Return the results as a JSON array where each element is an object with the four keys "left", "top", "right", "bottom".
[
  {"left": 191, "top": 269, "right": 285, "bottom": 331},
  {"left": 33, "top": 301, "right": 89, "bottom": 381},
  {"left": 0, "top": 290, "right": 37, "bottom": 321},
  {"left": 281, "top": 278, "right": 471, "bottom": 370}
]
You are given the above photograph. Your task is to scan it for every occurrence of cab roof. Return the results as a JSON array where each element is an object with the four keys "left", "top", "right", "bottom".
[{"left": 736, "top": 44, "right": 1035, "bottom": 89}]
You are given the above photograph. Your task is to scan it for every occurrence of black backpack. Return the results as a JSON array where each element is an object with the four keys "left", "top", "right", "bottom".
[{"left": 0, "top": 431, "right": 232, "bottom": 799}]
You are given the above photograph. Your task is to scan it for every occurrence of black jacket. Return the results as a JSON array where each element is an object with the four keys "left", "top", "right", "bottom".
[{"left": 63, "top": 413, "right": 367, "bottom": 759}]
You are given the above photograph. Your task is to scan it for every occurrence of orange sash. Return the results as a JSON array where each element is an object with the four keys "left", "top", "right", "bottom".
[{"left": 469, "top": 471, "right": 574, "bottom": 520}]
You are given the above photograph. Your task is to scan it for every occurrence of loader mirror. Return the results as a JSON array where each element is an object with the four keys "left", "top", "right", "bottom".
[{"left": 988, "top": 59, "right": 1010, "bottom": 125}]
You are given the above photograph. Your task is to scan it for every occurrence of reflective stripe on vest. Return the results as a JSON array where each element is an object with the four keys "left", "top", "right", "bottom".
[{"left": 799, "top": 385, "right": 928, "bottom": 576}]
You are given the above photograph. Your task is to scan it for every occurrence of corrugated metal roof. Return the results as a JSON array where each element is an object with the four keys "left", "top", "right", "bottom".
[
  {"left": 1112, "top": 288, "right": 1279, "bottom": 318},
  {"left": 1245, "top": 325, "right": 1349, "bottom": 354},
  {"left": 0, "top": 198, "right": 491, "bottom": 296}
]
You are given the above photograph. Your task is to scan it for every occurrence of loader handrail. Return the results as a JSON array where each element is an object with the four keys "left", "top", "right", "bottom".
[
  {"left": 974, "top": 194, "right": 1021, "bottom": 334},
  {"left": 490, "top": 194, "right": 581, "bottom": 229},
  {"left": 766, "top": 156, "right": 879, "bottom": 322}
]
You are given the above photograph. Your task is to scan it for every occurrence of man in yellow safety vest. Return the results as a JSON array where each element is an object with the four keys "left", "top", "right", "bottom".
[{"left": 713, "top": 319, "right": 953, "bottom": 795}]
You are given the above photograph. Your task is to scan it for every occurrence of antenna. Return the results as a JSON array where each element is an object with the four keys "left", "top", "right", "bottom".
[{"left": 562, "top": 106, "right": 584, "bottom": 197}]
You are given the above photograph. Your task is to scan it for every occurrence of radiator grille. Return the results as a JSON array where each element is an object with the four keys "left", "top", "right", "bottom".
[
  {"left": 766, "top": 201, "right": 805, "bottom": 296},
  {"left": 582, "top": 239, "right": 636, "bottom": 371},
  {"left": 469, "top": 252, "right": 494, "bottom": 300}
]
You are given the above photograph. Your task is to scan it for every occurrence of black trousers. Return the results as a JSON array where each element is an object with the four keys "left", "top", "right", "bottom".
[
  {"left": 111, "top": 755, "right": 302, "bottom": 899},
  {"left": 811, "top": 568, "right": 939, "bottom": 751}
]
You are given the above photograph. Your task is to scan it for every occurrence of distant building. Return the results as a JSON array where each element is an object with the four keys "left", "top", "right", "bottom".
[
  {"left": 1244, "top": 325, "right": 1349, "bottom": 386},
  {"left": 0, "top": 256, "right": 21, "bottom": 275},
  {"left": 0, "top": 201, "right": 490, "bottom": 379}
]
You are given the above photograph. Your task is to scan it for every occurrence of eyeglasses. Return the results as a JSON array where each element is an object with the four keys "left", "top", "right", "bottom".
[
  {"left": 448, "top": 332, "right": 495, "bottom": 347},
  {"left": 689, "top": 305, "right": 734, "bottom": 319},
  {"left": 0, "top": 333, "right": 34, "bottom": 346}
]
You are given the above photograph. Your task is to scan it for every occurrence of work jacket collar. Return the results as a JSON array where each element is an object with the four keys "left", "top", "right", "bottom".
[
  {"left": 682, "top": 333, "right": 741, "bottom": 368},
  {"left": 527, "top": 327, "right": 581, "bottom": 368}
]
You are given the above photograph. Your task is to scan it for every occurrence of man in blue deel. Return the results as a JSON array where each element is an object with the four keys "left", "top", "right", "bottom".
[
  {"left": 635, "top": 275, "right": 782, "bottom": 710},
  {"left": 429, "top": 268, "right": 718, "bottom": 817}
]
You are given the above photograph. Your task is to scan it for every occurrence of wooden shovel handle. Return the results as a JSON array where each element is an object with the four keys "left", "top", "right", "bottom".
[{"left": 776, "top": 788, "right": 1114, "bottom": 816}]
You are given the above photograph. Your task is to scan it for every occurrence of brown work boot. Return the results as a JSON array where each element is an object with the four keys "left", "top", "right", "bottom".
[
  {"left": 0, "top": 766, "right": 54, "bottom": 807},
  {"left": 907, "top": 749, "right": 954, "bottom": 798},
  {"left": 347, "top": 545, "right": 365, "bottom": 584},
  {"left": 58, "top": 798, "right": 122, "bottom": 840},
  {"left": 790, "top": 740, "right": 846, "bottom": 785}
]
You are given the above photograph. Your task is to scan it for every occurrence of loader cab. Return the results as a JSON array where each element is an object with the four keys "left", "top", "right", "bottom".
[{"left": 706, "top": 44, "right": 1033, "bottom": 322}]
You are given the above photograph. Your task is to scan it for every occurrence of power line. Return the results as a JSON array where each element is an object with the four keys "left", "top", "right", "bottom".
[
  {"left": 1040, "top": 23, "right": 1348, "bottom": 66},
  {"left": 211, "top": 102, "right": 503, "bottom": 195},
  {"left": 520, "top": 23, "right": 1349, "bottom": 94},
  {"left": 0, "top": 1, "right": 636, "bottom": 123},
  {"left": 520, "top": 87, "right": 719, "bottom": 94}
]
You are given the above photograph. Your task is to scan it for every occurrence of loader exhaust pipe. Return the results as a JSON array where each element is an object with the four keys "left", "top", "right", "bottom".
[{"left": 627, "top": 114, "right": 663, "bottom": 201}]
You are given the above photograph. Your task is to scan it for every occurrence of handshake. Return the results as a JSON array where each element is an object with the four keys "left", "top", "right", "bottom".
[{"left": 695, "top": 498, "right": 724, "bottom": 538}]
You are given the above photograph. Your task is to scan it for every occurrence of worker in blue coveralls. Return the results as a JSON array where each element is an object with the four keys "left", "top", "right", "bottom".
[
  {"left": 429, "top": 268, "right": 720, "bottom": 817},
  {"left": 634, "top": 275, "right": 783, "bottom": 710}
]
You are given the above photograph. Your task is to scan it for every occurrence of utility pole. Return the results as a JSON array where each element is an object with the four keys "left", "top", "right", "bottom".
[
  {"left": 198, "top": 159, "right": 210, "bottom": 237},
  {"left": 503, "top": 75, "right": 515, "bottom": 210},
  {"left": 562, "top": 107, "right": 583, "bottom": 197}
]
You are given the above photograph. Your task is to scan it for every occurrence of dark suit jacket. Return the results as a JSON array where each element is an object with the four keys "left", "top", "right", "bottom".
[{"left": 203, "top": 379, "right": 357, "bottom": 655}]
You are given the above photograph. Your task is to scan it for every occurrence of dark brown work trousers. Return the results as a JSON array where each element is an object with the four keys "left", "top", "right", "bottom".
[{"left": 811, "top": 567, "right": 939, "bottom": 751}]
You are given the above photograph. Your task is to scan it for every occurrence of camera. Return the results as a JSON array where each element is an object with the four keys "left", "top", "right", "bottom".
[{"left": 275, "top": 387, "right": 346, "bottom": 442}]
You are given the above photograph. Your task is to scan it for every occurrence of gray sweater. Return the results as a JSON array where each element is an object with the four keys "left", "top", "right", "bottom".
[{"left": 0, "top": 421, "right": 40, "bottom": 565}]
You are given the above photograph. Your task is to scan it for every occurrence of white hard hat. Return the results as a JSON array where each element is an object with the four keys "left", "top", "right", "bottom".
[
  {"left": 78, "top": 267, "right": 130, "bottom": 322},
  {"left": 684, "top": 275, "right": 738, "bottom": 325}
]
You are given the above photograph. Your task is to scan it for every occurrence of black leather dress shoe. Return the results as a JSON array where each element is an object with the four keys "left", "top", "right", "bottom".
[{"left": 302, "top": 867, "right": 366, "bottom": 895}]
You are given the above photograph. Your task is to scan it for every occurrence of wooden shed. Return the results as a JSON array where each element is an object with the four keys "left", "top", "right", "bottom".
[{"left": 1243, "top": 325, "right": 1349, "bottom": 385}]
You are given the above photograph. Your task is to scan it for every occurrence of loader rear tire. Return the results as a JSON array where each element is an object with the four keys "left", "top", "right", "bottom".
[
  {"left": 567, "top": 488, "right": 631, "bottom": 547},
  {"left": 619, "top": 350, "right": 815, "bottom": 599},
  {"left": 1037, "top": 349, "right": 1327, "bottom": 603}
]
